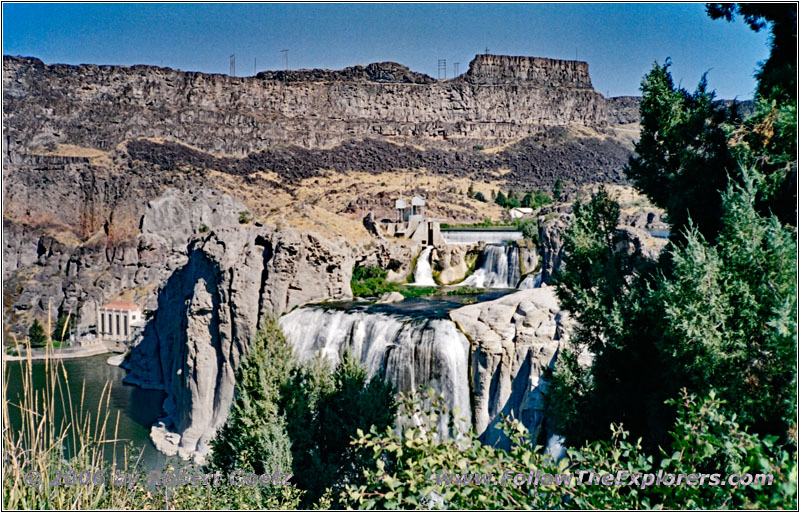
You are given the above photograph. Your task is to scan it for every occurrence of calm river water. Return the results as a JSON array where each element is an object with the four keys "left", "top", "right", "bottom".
[{"left": 4, "top": 354, "right": 167, "bottom": 471}]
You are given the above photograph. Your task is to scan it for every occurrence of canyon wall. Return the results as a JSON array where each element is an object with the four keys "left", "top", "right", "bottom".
[{"left": 3, "top": 53, "right": 608, "bottom": 157}]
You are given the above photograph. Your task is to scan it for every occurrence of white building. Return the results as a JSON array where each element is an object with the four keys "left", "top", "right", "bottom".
[
  {"left": 410, "top": 196, "right": 426, "bottom": 221},
  {"left": 97, "top": 300, "right": 144, "bottom": 343},
  {"left": 509, "top": 207, "right": 534, "bottom": 219}
]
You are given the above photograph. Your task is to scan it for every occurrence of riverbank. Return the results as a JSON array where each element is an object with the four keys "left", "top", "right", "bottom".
[{"left": 4, "top": 342, "right": 119, "bottom": 361}]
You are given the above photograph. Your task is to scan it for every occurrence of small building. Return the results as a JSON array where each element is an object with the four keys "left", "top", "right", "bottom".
[
  {"left": 410, "top": 196, "right": 425, "bottom": 221},
  {"left": 97, "top": 300, "right": 144, "bottom": 343},
  {"left": 395, "top": 199, "right": 409, "bottom": 222},
  {"left": 509, "top": 207, "right": 534, "bottom": 219}
]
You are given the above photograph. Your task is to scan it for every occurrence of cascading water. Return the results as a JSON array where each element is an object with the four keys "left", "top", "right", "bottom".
[
  {"left": 279, "top": 305, "right": 471, "bottom": 435},
  {"left": 459, "top": 244, "right": 521, "bottom": 288},
  {"left": 412, "top": 247, "right": 437, "bottom": 286},
  {"left": 518, "top": 273, "right": 542, "bottom": 289}
]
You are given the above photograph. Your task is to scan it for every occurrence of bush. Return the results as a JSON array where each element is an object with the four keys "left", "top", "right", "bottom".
[
  {"left": 238, "top": 211, "right": 252, "bottom": 224},
  {"left": 472, "top": 144, "right": 484, "bottom": 151},
  {"left": 345, "top": 391, "right": 797, "bottom": 509},
  {"left": 474, "top": 191, "right": 487, "bottom": 202}
]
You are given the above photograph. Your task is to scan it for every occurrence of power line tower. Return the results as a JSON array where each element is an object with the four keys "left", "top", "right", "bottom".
[
  {"left": 437, "top": 59, "right": 447, "bottom": 79},
  {"left": 453, "top": 62, "right": 460, "bottom": 77},
  {"left": 281, "top": 49, "right": 289, "bottom": 71},
  {"left": 230, "top": 54, "right": 235, "bottom": 77},
  {"left": 484, "top": 46, "right": 490, "bottom": 55},
  {"left": 254, "top": 57, "right": 257, "bottom": 75}
]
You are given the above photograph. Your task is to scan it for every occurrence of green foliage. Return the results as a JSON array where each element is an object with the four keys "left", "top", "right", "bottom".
[
  {"left": 552, "top": 178, "right": 564, "bottom": 200},
  {"left": 625, "top": 60, "right": 738, "bottom": 241},
  {"left": 28, "top": 319, "right": 46, "bottom": 347},
  {"left": 345, "top": 391, "right": 796, "bottom": 509},
  {"left": 516, "top": 218, "right": 539, "bottom": 246},
  {"left": 284, "top": 353, "right": 397, "bottom": 507},
  {"left": 472, "top": 144, "right": 484, "bottom": 151},
  {"left": 238, "top": 211, "right": 252, "bottom": 224},
  {"left": 656, "top": 175, "right": 797, "bottom": 435},
  {"left": 494, "top": 190, "right": 507, "bottom": 207},
  {"left": 521, "top": 190, "right": 552, "bottom": 210},
  {"left": 198, "top": 224, "right": 209, "bottom": 233},
  {"left": 351, "top": 265, "right": 439, "bottom": 298},
  {"left": 51, "top": 313, "right": 75, "bottom": 342},
  {"left": 550, "top": 175, "right": 797, "bottom": 447},
  {"left": 467, "top": 183, "right": 475, "bottom": 198},
  {"left": 351, "top": 265, "right": 393, "bottom": 297},
  {"left": 209, "top": 316, "right": 295, "bottom": 480},
  {"left": 473, "top": 191, "right": 487, "bottom": 202}
]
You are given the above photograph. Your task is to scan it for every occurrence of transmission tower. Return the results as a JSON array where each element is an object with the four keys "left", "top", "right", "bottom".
[
  {"left": 230, "top": 54, "right": 235, "bottom": 77},
  {"left": 437, "top": 59, "right": 447, "bottom": 79},
  {"left": 453, "top": 62, "right": 460, "bottom": 77},
  {"left": 281, "top": 49, "right": 289, "bottom": 71}
]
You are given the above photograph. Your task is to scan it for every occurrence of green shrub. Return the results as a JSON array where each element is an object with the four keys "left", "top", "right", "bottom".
[{"left": 238, "top": 211, "right": 252, "bottom": 224}]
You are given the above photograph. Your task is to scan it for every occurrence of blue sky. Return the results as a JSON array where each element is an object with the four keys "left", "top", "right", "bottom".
[{"left": 3, "top": 3, "right": 770, "bottom": 99}]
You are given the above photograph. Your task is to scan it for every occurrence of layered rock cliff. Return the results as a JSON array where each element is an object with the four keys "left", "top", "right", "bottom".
[{"left": 3, "top": 53, "right": 610, "bottom": 156}]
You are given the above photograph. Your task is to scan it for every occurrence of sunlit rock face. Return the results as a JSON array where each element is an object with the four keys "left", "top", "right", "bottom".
[{"left": 450, "top": 287, "right": 572, "bottom": 446}]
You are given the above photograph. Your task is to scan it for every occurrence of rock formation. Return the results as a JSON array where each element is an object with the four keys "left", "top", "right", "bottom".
[
  {"left": 124, "top": 221, "right": 356, "bottom": 461},
  {"left": 450, "top": 287, "right": 570, "bottom": 445}
]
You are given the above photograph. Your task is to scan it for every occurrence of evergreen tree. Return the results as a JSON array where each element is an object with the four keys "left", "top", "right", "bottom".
[
  {"left": 467, "top": 183, "right": 475, "bottom": 198},
  {"left": 474, "top": 191, "right": 487, "bottom": 202},
  {"left": 553, "top": 178, "right": 564, "bottom": 199},
  {"left": 494, "top": 191, "right": 507, "bottom": 208},
  {"left": 51, "top": 313, "right": 74, "bottom": 342},
  {"left": 284, "top": 353, "right": 396, "bottom": 508},
  {"left": 210, "top": 316, "right": 295, "bottom": 477},
  {"left": 28, "top": 319, "right": 46, "bottom": 347}
]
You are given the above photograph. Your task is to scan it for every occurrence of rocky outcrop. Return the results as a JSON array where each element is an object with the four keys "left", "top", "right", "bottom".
[
  {"left": 605, "top": 96, "right": 641, "bottom": 125},
  {"left": 450, "top": 287, "right": 570, "bottom": 445},
  {"left": 257, "top": 61, "right": 434, "bottom": 84},
  {"left": 463, "top": 54, "right": 593, "bottom": 89},
  {"left": 431, "top": 244, "right": 481, "bottom": 285},
  {"left": 539, "top": 214, "right": 572, "bottom": 284},
  {"left": 124, "top": 223, "right": 355, "bottom": 462}
]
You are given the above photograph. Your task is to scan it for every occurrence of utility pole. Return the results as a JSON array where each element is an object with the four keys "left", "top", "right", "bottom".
[
  {"left": 484, "top": 46, "right": 490, "bottom": 55},
  {"left": 437, "top": 59, "right": 447, "bottom": 79},
  {"left": 453, "top": 62, "right": 460, "bottom": 77},
  {"left": 254, "top": 57, "right": 257, "bottom": 75},
  {"left": 230, "top": 54, "right": 235, "bottom": 77}
]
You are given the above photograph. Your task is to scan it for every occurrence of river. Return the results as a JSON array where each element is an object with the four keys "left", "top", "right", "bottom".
[{"left": 3, "top": 354, "right": 167, "bottom": 471}]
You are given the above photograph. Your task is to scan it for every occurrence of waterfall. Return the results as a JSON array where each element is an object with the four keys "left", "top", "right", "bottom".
[
  {"left": 518, "top": 273, "right": 542, "bottom": 289},
  {"left": 459, "top": 244, "right": 521, "bottom": 288},
  {"left": 412, "top": 247, "right": 436, "bottom": 286},
  {"left": 279, "top": 306, "right": 471, "bottom": 435}
]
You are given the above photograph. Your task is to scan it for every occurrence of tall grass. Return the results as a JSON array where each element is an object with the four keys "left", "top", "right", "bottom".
[
  {"left": 2, "top": 338, "right": 303, "bottom": 510},
  {"left": 2, "top": 337, "right": 155, "bottom": 509}
]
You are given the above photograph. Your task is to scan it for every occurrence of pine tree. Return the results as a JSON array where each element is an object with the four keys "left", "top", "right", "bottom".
[
  {"left": 28, "top": 319, "right": 46, "bottom": 347},
  {"left": 210, "top": 316, "right": 294, "bottom": 476},
  {"left": 553, "top": 178, "right": 564, "bottom": 199}
]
